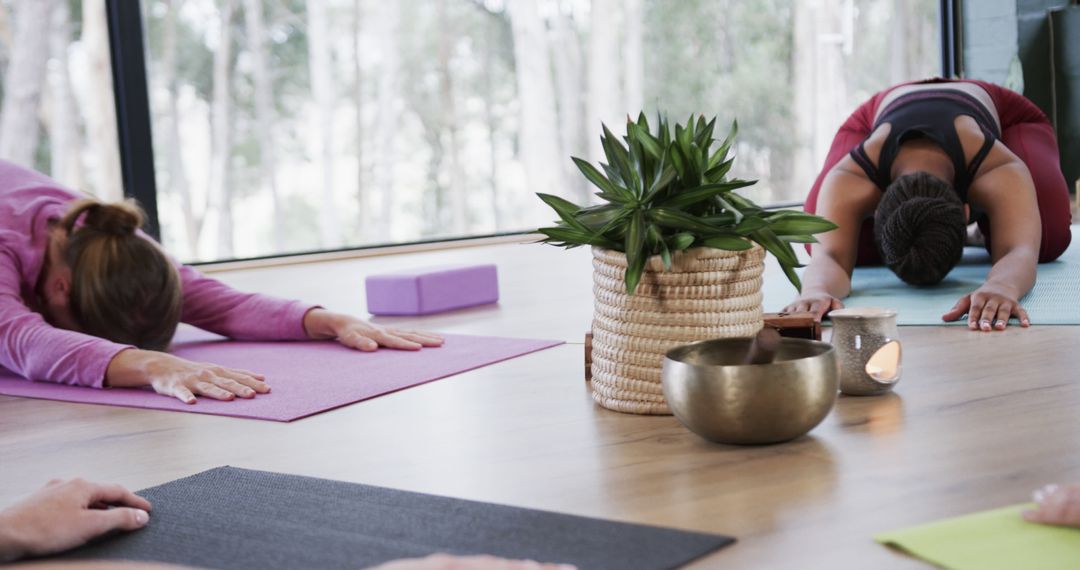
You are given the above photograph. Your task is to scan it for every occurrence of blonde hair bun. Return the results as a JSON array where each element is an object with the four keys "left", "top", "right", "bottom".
[{"left": 61, "top": 199, "right": 144, "bottom": 236}]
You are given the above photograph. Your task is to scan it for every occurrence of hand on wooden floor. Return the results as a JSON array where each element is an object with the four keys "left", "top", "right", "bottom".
[{"left": 1023, "top": 483, "right": 1080, "bottom": 528}]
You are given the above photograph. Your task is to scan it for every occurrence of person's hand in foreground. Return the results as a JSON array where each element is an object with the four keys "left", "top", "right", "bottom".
[
  {"left": 0, "top": 479, "right": 151, "bottom": 563},
  {"left": 783, "top": 291, "right": 845, "bottom": 322},
  {"left": 106, "top": 350, "right": 268, "bottom": 404},
  {"left": 1023, "top": 483, "right": 1080, "bottom": 528},
  {"left": 368, "top": 554, "right": 575, "bottom": 570},
  {"left": 941, "top": 282, "right": 1030, "bottom": 331},
  {"left": 303, "top": 309, "right": 444, "bottom": 351}
]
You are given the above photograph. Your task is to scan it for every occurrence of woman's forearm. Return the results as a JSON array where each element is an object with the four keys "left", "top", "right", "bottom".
[
  {"left": 800, "top": 255, "right": 852, "bottom": 300},
  {"left": 302, "top": 308, "right": 342, "bottom": 339},
  {"left": 104, "top": 349, "right": 154, "bottom": 389},
  {"left": 985, "top": 249, "right": 1038, "bottom": 298}
]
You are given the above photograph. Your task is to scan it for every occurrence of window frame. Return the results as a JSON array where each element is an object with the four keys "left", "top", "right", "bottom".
[
  {"left": 107, "top": 0, "right": 160, "bottom": 240},
  {"left": 940, "top": 0, "right": 963, "bottom": 78}
]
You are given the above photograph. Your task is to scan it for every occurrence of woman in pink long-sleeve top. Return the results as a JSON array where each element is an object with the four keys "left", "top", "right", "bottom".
[{"left": 0, "top": 160, "right": 442, "bottom": 403}]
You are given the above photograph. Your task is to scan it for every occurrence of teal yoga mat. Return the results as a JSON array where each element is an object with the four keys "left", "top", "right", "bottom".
[
  {"left": 762, "top": 227, "right": 1080, "bottom": 326},
  {"left": 842, "top": 228, "right": 1080, "bottom": 326}
]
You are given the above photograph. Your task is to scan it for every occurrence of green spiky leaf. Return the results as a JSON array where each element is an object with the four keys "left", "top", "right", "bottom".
[
  {"left": 536, "top": 193, "right": 586, "bottom": 231},
  {"left": 702, "top": 235, "right": 753, "bottom": 251},
  {"left": 670, "top": 232, "right": 695, "bottom": 250},
  {"left": 766, "top": 212, "right": 839, "bottom": 235}
]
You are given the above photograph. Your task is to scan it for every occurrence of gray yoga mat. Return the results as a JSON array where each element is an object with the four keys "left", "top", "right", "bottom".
[
  {"left": 764, "top": 228, "right": 1080, "bottom": 326},
  {"left": 57, "top": 466, "right": 733, "bottom": 570}
]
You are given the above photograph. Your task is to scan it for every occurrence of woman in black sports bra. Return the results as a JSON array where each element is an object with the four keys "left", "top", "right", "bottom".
[
  {"left": 785, "top": 79, "right": 1073, "bottom": 332},
  {"left": 849, "top": 89, "right": 999, "bottom": 206}
]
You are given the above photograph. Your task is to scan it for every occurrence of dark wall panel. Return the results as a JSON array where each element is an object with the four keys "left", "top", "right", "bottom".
[{"left": 1050, "top": 7, "right": 1080, "bottom": 190}]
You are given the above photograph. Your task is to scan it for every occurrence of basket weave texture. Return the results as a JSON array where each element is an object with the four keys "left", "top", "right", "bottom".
[{"left": 590, "top": 245, "right": 765, "bottom": 415}]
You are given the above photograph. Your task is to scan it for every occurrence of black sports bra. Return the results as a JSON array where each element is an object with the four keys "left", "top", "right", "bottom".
[{"left": 849, "top": 90, "right": 1001, "bottom": 201}]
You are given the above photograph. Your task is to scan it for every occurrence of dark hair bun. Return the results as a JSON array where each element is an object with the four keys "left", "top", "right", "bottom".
[
  {"left": 61, "top": 199, "right": 145, "bottom": 237},
  {"left": 875, "top": 173, "right": 966, "bottom": 285}
]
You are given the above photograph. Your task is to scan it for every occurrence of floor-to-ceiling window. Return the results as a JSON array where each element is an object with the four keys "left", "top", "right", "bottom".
[{"left": 0, "top": 1, "right": 941, "bottom": 264}]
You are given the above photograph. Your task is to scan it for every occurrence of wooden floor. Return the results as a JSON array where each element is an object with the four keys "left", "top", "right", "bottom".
[{"left": 3, "top": 239, "right": 1079, "bottom": 569}]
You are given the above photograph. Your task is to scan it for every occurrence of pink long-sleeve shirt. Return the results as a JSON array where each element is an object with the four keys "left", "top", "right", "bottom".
[{"left": 0, "top": 160, "right": 315, "bottom": 388}]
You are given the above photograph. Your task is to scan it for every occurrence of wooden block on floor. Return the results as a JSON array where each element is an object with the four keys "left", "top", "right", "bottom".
[{"left": 763, "top": 312, "right": 822, "bottom": 340}]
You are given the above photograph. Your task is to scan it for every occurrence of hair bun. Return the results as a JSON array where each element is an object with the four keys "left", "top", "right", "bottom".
[
  {"left": 61, "top": 199, "right": 145, "bottom": 237},
  {"left": 877, "top": 196, "right": 965, "bottom": 285}
]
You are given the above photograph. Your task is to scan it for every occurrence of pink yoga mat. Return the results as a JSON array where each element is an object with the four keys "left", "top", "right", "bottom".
[{"left": 0, "top": 328, "right": 562, "bottom": 422}]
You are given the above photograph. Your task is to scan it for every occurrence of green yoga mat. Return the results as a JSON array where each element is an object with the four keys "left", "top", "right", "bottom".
[{"left": 876, "top": 504, "right": 1080, "bottom": 570}]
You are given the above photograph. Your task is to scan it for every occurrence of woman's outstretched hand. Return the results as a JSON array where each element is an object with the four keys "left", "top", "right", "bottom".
[
  {"left": 942, "top": 283, "right": 1030, "bottom": 331},
  {"left": 0, "top": 479, "right": 152, "bottom": 562},
  {"left": 1023, "top": 483, "right": 1080, "bottom": 528},
  {"left": 106, "top": 350, "right": 269, "bottom": 404},
  {"left": 303, "top": 309, "right": 444, "bottom": 351},
  {"left": 783, "top": 291, "right": 844, "bottom": 322}
]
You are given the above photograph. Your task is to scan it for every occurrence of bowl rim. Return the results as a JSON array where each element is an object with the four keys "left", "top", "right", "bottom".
[{"left": 663, "top": 336, "right": 835, "bottom": 367}]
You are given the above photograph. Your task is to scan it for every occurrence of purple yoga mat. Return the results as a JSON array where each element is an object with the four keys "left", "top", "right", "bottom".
[{"left": 0, "top": 328, "right": 562, "bottom": 422}]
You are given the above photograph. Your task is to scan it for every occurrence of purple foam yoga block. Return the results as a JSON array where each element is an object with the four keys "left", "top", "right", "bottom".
[{"left": 365, "top": 264, "right": 499, "bottom": 316}]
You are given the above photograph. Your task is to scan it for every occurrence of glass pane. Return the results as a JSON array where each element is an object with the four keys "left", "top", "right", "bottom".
[
  {"left": 0, "top": 0, "right": 123, "bottom": 202},
  {"left": 142, "top": 0, "right": 939, "bottom": 263}
]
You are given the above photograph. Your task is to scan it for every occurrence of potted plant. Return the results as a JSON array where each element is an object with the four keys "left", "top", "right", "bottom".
[{"left": 537, "top": 114, "right": 836, "bottom": 415}]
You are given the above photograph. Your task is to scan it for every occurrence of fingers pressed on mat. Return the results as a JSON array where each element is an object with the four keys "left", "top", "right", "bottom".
[
  {"left": 194, "top": 381, "right": 235, "bottom": 401},
  {"left": 1018, "top": 306, "right": 1031, "bottom": 327},
  {"left": 86, "top": 506, "right": 151, "bottom": 534},
  {"left": 342, "top": 332, "right": 378, "bottom": 351},
  {"left": 213, "top": 376, "right": 256, "bottom": 398},
  {"left": 224, "top": 373, "right": 270, "bottom": 393},
  {"left": 374, "top": 331, "right": 422, "bottom": 350},
  {"left": 968, "top": 297, "right": 984, "bottom": 329},
  {"left": 394, "top": 331, "right": 443, "bottom": 346},
  {"left": 173, "top": 386, "right": 197, "bottom": 405},
  {"left": 400, "top": 329, "right": 444, "bottom": 342},
  {"left": 87, "top": 483, "right": 152, "bottom": 512},
  {"left": 994, "top": 304, "right": 1012, "bottom": 330},
  {"left": 942, "top": 296, "right": 968, "bottom": 322},
  {"left": 228, "top": 367, "right": 265, "bottom": 381},
  {"left": 979, "top": 302, "right": 999, "bottom": 331}
]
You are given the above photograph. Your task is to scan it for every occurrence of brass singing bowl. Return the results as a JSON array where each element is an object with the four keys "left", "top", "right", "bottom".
[{"left": 662, "top": 337, "right": 839, "bottom": 445}]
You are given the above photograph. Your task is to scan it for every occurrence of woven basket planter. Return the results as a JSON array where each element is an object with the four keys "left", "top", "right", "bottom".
[{"left": 590, "top": 245, "right": 766, "bottom": 415}]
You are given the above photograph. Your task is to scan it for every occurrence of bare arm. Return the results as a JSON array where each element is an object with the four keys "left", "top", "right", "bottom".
[
  {"left": 786, "top": 161, "right": 881, "bottom": 319},
  {"left": 177, "top": 266, "right": 442, "bottom": 350},
  {"left": 978, "top": 162, "right": 1041, "bottom": 296},
  {"left": 942, "top": 158, "right": 1041, "bottom": 329}
]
